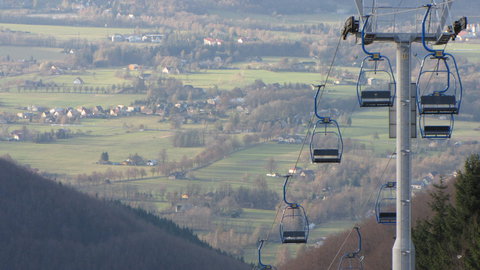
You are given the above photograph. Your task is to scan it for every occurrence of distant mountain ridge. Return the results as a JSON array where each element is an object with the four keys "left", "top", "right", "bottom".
[{"left": 0, "top": 158, "right": 249, "bottom": 270}]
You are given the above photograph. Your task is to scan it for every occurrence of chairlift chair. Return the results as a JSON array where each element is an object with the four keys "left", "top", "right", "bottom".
[
  {"left": 419, "top": 114, "right": 454, "bottom": 139},
  {"left": 338, "top": 227, "right": 364, "bottom": 270},
  {"left": 375, "top": 182, "right": 396, "bottom": 224},
  {"left": 416, "top": 4, "right": 463, "bottom": 115},
  {"left": 311, "top": 85, "right": 344, "bottom": 163},
  {"left": 310, "top": 118, "right": 343, "bottom": 163},
  {"left": 256, "top": 240, "right": 277, "bottom": 270},
  {"left": 357, "top": 15, "right": 396, "bottom": 107},
  {"left": 280, "top": 176, "right": 309, "bottom": 244},
  {"left": 280, "top": 203, "right": 309, "bottom": 244}
]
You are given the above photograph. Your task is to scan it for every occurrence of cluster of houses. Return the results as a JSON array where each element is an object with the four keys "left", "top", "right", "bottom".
[
  {"left": 16, "top": 104, "right": 155, "bottom": 123},
  {"left": 111, "top": 33, "right": 164, "bottom": 43},
  {"left": 274, "top": 134, "right": 304, "bottom": 144},
  {"left": 203, "top": 37, "right": 248, "bottom": 46},
  {"left": 14, "top": 94, "right": 248, "bottom": 125},
  {"left": 457, "top": 23, "right": 480, "bottom": 41}
]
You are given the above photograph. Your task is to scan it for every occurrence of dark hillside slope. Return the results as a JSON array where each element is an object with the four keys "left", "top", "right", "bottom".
[{"left": 0, "top": 158, "right": 249, "bottom": 270}]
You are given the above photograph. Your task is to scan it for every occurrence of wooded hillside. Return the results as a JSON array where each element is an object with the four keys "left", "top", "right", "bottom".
[{"left": 0, "top": 157, "right": 249, "bottom": 270}]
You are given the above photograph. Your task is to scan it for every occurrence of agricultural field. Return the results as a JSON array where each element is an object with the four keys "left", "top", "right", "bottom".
[
  {"left": 0, "top": 23, "right": 136, "bottom": 41},
  {"left": 1, "top": 122, "right": 209, "bottom": 176},
  {"left": 0, "top": 92, "right": 143, "bottom": 110},
  {"left": 0, "top": 45, "right": 65, "bottom": 61},
  {"left": 169, "top": 68, "right": 329, "bottom": 89}
]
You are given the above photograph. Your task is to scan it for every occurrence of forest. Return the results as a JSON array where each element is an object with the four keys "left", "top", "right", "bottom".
[{"left": 0, "top": 157, "right": 249, "bottom": 269}]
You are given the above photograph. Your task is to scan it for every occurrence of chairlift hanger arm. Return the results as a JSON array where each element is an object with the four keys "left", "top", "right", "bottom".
[
  {"left": 361, "top": 15, "right": 381, "bottom": 59},
  {"left": 421, "top": 4, "right": 458, "bottom": 54},
  {"left": 313, "top": 84, "right": 325, "bottom": 119},
  {"left": 353, "top": 226, "right": 362, "bottom": 255},
  {"left": 282, "top": 175, "right": 295, "bottom": 206},
  {"left": 422, "top": 4, "right": 439, "bottom": 54},
  {"left": 257, "top": 240, "right": 267, "bottom": 267}
]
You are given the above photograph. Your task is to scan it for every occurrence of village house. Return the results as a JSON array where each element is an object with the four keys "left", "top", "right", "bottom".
[
  {"left": 203, "top": 37, "right": 223, "bottom": 46},
  {"left": 73, "top": 77, "right": 84, "bottom": 85},
  {"left": 66, "top": 109, "right": 79, "bottom": 118},
  {"left": 142, "top": 34, "right": 164, "bottom": 43},
  {"left": 162, "top": 66, "right": 181, "bottom": 74},
  {"left": 10, "top": 130, "right": 24, "bottom": 141},
  {"left": 128, "top": 64, "right": 141, "bottom": 71},
  {"left": 111, "top": 34, "right": 125, "bottom": 42},
  {"left": 125, "top": 35, "right": 142, "bottom": 43},
  {"left": 92, "top": 106, "right": 105, "bottom": 116},
  {"left": 237, "top": 37, "right": 246, "bottom": 44}
]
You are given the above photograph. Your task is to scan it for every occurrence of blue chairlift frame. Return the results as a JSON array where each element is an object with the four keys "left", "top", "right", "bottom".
[
  {"left": 256, "top": 240, "right": 276, "bottom": 270},
  {"left": 416, "top": 4, "right": 463, "bottom": 115},
  {"left": 356, "top": 15, "right": 396, "bottom": 107},
  {"left": 375, "top": 182, "right": 396, "bottom": 224},
  {"left": 310, "top": 85, "right": 344, "bottom": 163},
  {"left": 279, "top": 175, "right": 309, "bottom": 244},
  {"left": 338, "top": 227, "right": 364, "bottom": 270}
]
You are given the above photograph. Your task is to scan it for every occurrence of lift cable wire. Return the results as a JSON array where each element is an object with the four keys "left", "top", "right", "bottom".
[
  {"left": 261, "top": 33, "right": 345, "bottom": 249},
  {"left": 325, "top": 150, "right": 396, "bottom": 270},
  {"left": 288, "top": 33, "right": 346, "bottom": 208},
  {"left": 283, "top": 33, "right": 344, "bottom": 209},
  {"left": 325, "top": 227, "right": 356, "bottom": 270}
]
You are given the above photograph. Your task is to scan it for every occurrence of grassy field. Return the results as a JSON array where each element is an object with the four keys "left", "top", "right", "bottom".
[
  {"left": 170, "top": 69, "right": 330, "bottom": 89},
  {"left": 0, "top": 115, "right": 207, "bottom": 176},
  {"left": 0, "top": 45, "right": 65, "bottom": 61},
  {"left": 0, "top": 92, "right": 143, "bottom": 111},
  {"left": 40, "top": 68, "right": 135, "bottom": 86},
  {"left": 0, "top": 23, "right": 136, "bottom": 41},
  {"left": 0, "top": 68, "right": 137, "bottom": 92},
  {"left": 192, "top": 143, "right": 302, "bottom": 188}
]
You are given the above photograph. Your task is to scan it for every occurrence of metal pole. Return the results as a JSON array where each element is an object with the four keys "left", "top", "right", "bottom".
[{"left": 393, "top": 38, "right": 415, "bottom": 270}]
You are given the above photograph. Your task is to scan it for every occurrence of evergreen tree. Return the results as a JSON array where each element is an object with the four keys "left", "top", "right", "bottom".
[
  {"left": 99, "top": 152, "right": 109, "bottom": 162},
  {"left": 454, "top": 154, "right": 480, "bottom": 221},
  {"left": 454, "top": 154, "right": 480, "bottom": 269},
  {"left": 414, "top": 154, "right": 480, "bottom": 269},
  {"left": 413, "top": 180, "right": 455, "bottom": 269},
  {"left": 464, "top": 219, "right": 480, "bottom": 269}
]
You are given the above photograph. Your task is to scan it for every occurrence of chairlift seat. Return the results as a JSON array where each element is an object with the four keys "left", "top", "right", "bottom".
[
  {"left": 423, "top": 125, "right": 451, "bottom": 138},
  {"left": 282, "top": 231, "right": 307, "bottom": 243},
  {"left": 378, "top": 212, "right": 396, "bottom": 223},
  {"left": 435, "top": 32, "right": 454, "bottom": 45},
  {"left": 313, "top": 149, "right": 341, "bottom": 163},
  {"left": 421, "top": 95, "right": 457, "bottom": 114},
  {"left": 360, "top": 90, "right": 392, "bottom": 107}
]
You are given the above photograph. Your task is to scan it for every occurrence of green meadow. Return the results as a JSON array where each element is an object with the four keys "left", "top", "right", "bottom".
[
  {"left": 0, "top": 45, "right": 65, "bottom": 61},
  {"left": 0, "top": 23, "right": 136, "bottom": 41},
  {"left": 170, "top": 69, "right": 329, "bottom": 89},
  {"left": 0, "top": 92, "right": 143, "bottom": 109}
]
